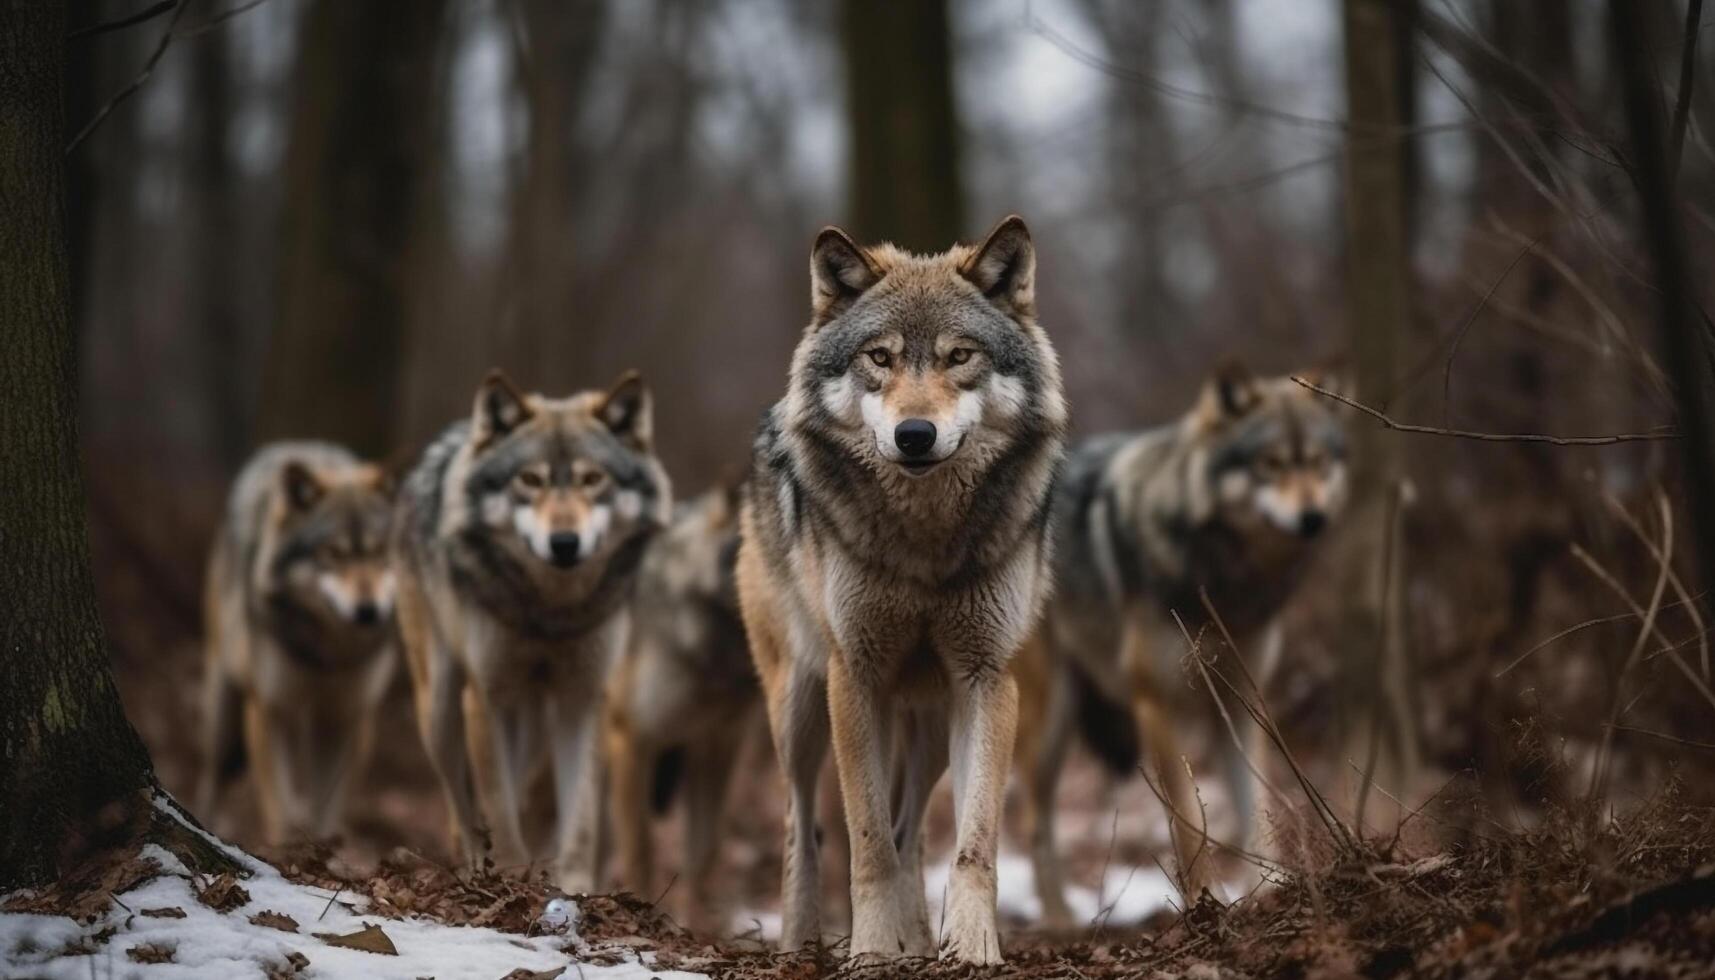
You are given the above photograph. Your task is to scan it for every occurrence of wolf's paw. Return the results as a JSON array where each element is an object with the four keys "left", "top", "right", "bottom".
[
  {"left": 850, "top": 882, "right": 925, "bottom": 958},
  {"left": 940, "top": 902, "right": 1003, "bottom": 965}
]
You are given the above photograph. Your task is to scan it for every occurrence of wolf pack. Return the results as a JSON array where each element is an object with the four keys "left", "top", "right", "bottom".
[{"left": 196, "top": 216, "right": 1351, "bottom": 965}]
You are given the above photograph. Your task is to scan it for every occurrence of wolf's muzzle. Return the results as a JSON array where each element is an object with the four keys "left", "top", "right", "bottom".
[
  {"left": 353, "top": 601, "right": 381, "bottom": 626},
  {"left": 549, "top": 531, "right": 582, "bottom": 567},
  {"left": 895, "top": 419, "right": 937, "bottom": 458}
]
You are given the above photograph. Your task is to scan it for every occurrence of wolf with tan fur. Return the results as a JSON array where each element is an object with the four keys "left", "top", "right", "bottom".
[
  {"left": 393, "top": 370, "right": 670, "bottom": 893},
  {"left": 197, "top": 442, "right": 397, "bottom": 844},
  {"left": 738, "top": 216, "right": 1066, "bottom": 964}
]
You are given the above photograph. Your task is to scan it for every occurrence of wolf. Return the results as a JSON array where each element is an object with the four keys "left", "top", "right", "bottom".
[
  {"left": 394, "top": 369, "right": 670, "bottom": 893},
  {"left": 738, "top": 216, "right": 1066, "bottom": 964},
  {"left": 1014, "top": 364, "right": 1350, "bottom": 921},
  {"left": 197, "top": 442, "right": 397, "bottom": 844},
  {"left": 605, "top": 479, "right": 756, "bottom": 926}
]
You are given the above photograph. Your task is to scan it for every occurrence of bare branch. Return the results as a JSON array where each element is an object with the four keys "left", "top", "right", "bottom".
[
  {"left": 1292, "top": 376, "right": 1678, "bottom": 446},
  {"left": 67, "top": 0, "right": 178, "bottom": 41}
]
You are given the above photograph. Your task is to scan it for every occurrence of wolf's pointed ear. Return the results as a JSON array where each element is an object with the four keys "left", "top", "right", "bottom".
[
  {"left": 960, "top": 215, "right": 1036, "bottom": 319},
  {"left": 281, "top": 461, "right": 325, "bottom": 512},
  {"left": 473, "top": 369, "right": 533, "bottom": 448},
  {"left": 810, "top": 226, "right": 882, "bottom": 326},
  {"left": 1197, "top": 359, "right": 1261, "bottom": 424},
  {"left": 598, "top": 370, "right": 652, "bottom": 450}
]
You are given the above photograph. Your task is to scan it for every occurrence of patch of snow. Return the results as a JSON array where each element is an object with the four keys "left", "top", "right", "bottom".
[
  {"left": 731, "top": 846, "right": 1225, "bottom": 943},
  {"left": 2, "top": 819, "right": 706, "bottom": 980}
]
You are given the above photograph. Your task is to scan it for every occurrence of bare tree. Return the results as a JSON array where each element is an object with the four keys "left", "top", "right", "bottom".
[
  {"left": 0, "top": 0, "right": 156, "bottom": 888},
  {"left": 1339, "top": 0, "right": 1419, "bottom": 810},
  {"left": 258, "top": 0, "right": 449, "bottom": 458},
  {"left": 840, "top": 0, "right": 963, "bottom": 249}
]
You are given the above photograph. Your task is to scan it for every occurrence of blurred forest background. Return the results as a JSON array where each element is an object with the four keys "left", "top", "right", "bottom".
[{"left": 67, "top": 0, "right": 1715, "bottom": 883}]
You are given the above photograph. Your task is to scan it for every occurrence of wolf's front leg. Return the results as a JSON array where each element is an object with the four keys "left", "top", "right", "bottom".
[
  {"left": 548, "top": 683, "right": 605, "bottom": 894},
  {"left": 827, "top": 654, "right": 926, "bottom": 958},
  {"left": 942, "top": 668, "right": 1018, "bottom": 965}
]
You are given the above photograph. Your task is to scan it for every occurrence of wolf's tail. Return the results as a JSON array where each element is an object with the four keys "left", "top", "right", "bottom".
[{"left": 1069, "top": 663, "right": 1140, "bottom": 776}]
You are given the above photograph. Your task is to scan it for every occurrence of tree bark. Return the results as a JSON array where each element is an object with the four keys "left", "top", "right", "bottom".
[
  {"left": 0, "top": 0, "right": 156, "bottom": 890},
  {"left": 259, "top": 0, "right": 447, "bottom": 458},
  {"left": 1339, "top": 0, "right": 1419, "bottom": 810},
  {"left": 840, "top": 0, "right": 964, "bottom": 250}
]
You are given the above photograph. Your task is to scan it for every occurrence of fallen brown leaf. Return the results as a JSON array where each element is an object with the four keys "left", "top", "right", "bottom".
[
  {"left": 313, "top": 922, "right": 399, "bottom": 955},
  {"left": 127, "top": 942, "right": 176, "bottom": 964},
  {"left": 499, "top": 968, "right": 565, "bottom": 980},
  {"left": 140, "top": 906, "right": 187, "bottom": 919},
  {"left": 250, "top": 909, "right": 301, "bottom": 933},
  {"left": 195, "top": 872, "right": 250, "bottom": 913}
]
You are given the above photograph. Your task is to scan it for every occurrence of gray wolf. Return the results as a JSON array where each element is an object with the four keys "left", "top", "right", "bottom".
[
  {"left": 1014, "top": 364, "right": 1350, "bottom": 921},
  {"left": 394, "top": 369, "right": 670, "bottom": 893},
  {"left": 605, "top": 479, "right": 756, "bottom": 927},
  {"left": 738, "top": 216, "right": 1066, "bottom": 964},
  {"left": 197, "top": 441, "right": 397, "bottom": 844}
]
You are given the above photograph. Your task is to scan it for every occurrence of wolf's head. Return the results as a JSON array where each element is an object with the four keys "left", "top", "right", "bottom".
[
  {"left": 459, "top": 369, "right": 668, "bottom": 570},
  {"left": 1192, "top": 363, "right": 1351, "bottom": 540},
  {"left": 270, "top": 459, "right": 396, "bottom": 629},
  {"left": 787, "top": 215, "right": 1066, "bottom": 482}
]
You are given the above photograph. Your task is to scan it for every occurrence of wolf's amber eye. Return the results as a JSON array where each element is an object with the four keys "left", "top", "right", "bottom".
[
  {"left": 516, "top": 470, "right": 545, "bottom": 490},
  {"left": 947, "top": 348, "right": 975, "bottom": 366},
  {"left": 580, "top": 470, "right": 607, "bottom": 489},
  {"left": 866, "top": 349, "right": 891, "bottom": 368}
]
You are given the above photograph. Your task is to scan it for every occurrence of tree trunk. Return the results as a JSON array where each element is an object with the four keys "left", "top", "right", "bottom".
[
  {"left": 501, "top": 0, "right": 608, "bottom": 388},
  {"left": 840, "top": 0, "right": 964, "bottom": 250},
  {"left": 0, "top": 0, "right": 157, "bottom": 890},
  {"left": 258, "top": 0, "right": 447, "bottom": 458},
  {"left": 1338, "top": 0, "right": 1419, "bottom": 814},
  {"left": 1610, "top": 2, "right": 1715, "bottom": 624}
]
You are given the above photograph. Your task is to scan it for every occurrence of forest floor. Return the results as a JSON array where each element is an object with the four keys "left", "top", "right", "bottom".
[{"left": 6, "top": 784, "right": 1715, "bottom": 978}]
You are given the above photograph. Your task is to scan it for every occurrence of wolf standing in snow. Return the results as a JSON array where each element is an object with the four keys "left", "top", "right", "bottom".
[
  {"left": 393, "top": 370, "right": 670, "bottom": 893},
  {"left": 197, "top": 442, "right": 398, "bottom": 844},
  {"left": 738, "top": 216, "right": 1066, "bottom": 963},
  {"left": 1014, "top": 364, "right": 1351, "bottom": 919}
]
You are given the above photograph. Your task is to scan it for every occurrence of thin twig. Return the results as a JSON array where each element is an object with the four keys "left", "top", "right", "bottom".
[
  {"left": 65, "top": 0, "right": 192, "bottom": 156},
  {"left": 1586, "top": 494, "right": 1672, "bottom": 802},
  {"left": 67, "top": 0, "right": 178, "bottom": 41},
  {"left": 1572, "top": 544, "right": 1715, "bottom": 716},
  {"left": 1603, "top": 490, "right": 1710, "bottom": 680},
  {"left": 1293, "top": 376, "right": 1678, "bottom": 445},
  {"left": 1607, "top": 723, "right": 1715, "bottom": 753},
  {"left": 174, "top": 0, "right": 272, "bottom": 40}
]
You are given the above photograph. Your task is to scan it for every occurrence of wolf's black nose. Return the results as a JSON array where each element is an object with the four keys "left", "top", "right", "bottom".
[
  {"left": 549, "top": 532, "right": 582, "bottom": 566},
  {"left": 1298, "top": 510, "right": 1326, "bottom": 538},
  {"left": 353, "top": 602, "right": 380, "bottom": 626},
  {"left": 895, "top": 419, "right": 937, "bottom": 458}
]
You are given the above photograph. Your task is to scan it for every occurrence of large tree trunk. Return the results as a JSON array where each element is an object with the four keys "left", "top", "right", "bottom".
[
  {"left": 258, "top": 0, "right": 447, "bottom": 458},
  {"left": 840, "top": 0, "right": 964, "bottom": 250},
  {"left": 0, "top": 0, "right": 156, "bottom": 890},
  {"left": 1338, "top": 0, "right": 1419, "bottom": 818},
  {"left": 500, "top": 0, "right": 608, "bottom": 388}
]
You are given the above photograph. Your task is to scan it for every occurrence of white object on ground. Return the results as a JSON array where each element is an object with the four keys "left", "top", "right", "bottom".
[{"left": 0, "top": 798, "right": 706, "bottom": 980}]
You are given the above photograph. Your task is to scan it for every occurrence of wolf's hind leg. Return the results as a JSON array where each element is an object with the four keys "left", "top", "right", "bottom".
[
  {"left": 1014, "top": 639, "right": 1075, "bottom": 927},
  {"left": 606, "top": 716, "right": 655, "bottom": 898},
  {"left": 941, "top": 670, "right": 1017, "bottom": 965},
  {"left": 892, "top": 707, "right": 947, "bottom": 953},
  {"left": 765, "top": 652, "right": 830, "bottom": 951},
  {"left": 682, "top": 712, "right": 748, "bottom": 930},
  {"left": 196, "top": 663, "right": 243, "bottom": 826}
]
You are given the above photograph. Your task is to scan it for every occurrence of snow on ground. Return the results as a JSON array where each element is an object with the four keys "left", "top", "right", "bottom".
[
  {"left": 1, "top": 803, "right": 706, "bottom": 980},
  {"left": 732, "top": 846, "right": 1227, "bottom": 942}
]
